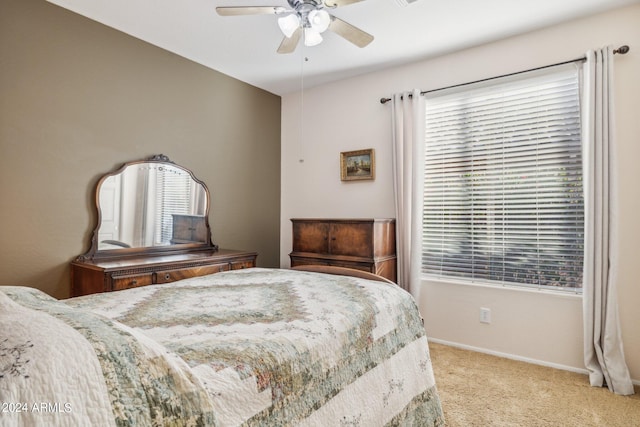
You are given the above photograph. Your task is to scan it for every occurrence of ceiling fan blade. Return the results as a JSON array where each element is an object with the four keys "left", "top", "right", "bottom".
[
  {"left": 216, "top": 6, "right": 286, "bottom": 16},
  {"left": 323, "top": 0, "right": 366, "bottom": 7},
  {"left": 277, "top": 27, "right": 302, "bottom": 54},
  {"left": 328, "top": 16, "right": 373, "bottom": 48}
]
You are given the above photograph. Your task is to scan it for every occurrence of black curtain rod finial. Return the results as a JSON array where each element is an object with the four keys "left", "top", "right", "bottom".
[{"left": 614, "top": 45, "right": 630, "bottom": 55}]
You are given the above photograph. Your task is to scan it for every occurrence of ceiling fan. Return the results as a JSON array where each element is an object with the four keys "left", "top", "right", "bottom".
[{"left": 216, "top": 0, "right": 374, "bottom": 54}]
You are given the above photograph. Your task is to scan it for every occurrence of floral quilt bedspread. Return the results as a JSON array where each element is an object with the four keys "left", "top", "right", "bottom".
[
  {"left": 0, "top": 285, "right": 217, "bottom": 427},
  {"left": 2, "top": 268, "right": 444, "bottom": 426}
]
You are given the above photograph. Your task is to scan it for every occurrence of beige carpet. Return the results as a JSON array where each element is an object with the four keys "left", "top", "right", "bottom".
[{"left": 428, "top": 342, "right": 640, "bottom": 426}]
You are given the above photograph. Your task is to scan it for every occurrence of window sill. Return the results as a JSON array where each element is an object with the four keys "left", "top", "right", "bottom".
[{"left": 421, "top": 275, "right": 583, "bottom": 300}]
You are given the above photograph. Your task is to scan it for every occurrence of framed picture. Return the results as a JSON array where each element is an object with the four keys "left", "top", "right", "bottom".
[{"left": 340, "top": 149, "right": 375, "bottom": 181}]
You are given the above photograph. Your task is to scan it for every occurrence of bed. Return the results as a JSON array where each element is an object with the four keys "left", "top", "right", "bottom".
[{"left": 0, "top": 267, "right": 444, "bottom": 426}]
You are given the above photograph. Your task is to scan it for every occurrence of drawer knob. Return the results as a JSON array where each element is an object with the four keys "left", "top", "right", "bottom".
[
  {"left": 165, "top": 273, "right": 171, "bottom": 280},
  {"left": 132, "top": 279, "right": 138, "bottom": 285}
]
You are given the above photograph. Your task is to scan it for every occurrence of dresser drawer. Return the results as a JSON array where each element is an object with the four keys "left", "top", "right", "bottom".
[
  {"left": 291, "top": 256, "right": 371, "bottom": 272},
  {"left": 154, "top": 263, "right": 230, "bottom": 284},
  {"left": 112, "top": 273, "right": 154, "bottom": 291},
  {"left": 230, "top": 259, "right": 255, "bottom": 270}
]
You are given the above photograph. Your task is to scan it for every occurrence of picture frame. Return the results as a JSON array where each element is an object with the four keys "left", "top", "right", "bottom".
[{"left": 340, "top": 149, "right": 375, "bottom": 181}]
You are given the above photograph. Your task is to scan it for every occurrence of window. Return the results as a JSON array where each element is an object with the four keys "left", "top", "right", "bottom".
[{"left": 422, "top": 64, "right": 584, "bottom": 291}]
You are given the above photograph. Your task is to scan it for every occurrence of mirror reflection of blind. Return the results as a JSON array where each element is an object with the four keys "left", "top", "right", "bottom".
[{"left": 155, "top": 167, "right": 193, "bottom": 245}]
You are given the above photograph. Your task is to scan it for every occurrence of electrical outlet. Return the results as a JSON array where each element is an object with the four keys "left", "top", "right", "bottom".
[{"left": 480, "top": 307, "right": 491, "bottom": 324}]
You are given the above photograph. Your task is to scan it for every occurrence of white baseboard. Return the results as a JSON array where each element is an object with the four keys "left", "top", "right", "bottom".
[{"left": 427, "top": 338, "right": 640, "bottom": 386}]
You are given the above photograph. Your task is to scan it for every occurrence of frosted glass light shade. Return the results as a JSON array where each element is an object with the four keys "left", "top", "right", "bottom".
[
  {"left": 278, "top": 14, "right": 300, "bottom": 38},
  {"left": 304, "top": 28, "right": 323, "bottom": 46},
  {"left": 308, "top": 9, "right": 330, "bottom": 33}
]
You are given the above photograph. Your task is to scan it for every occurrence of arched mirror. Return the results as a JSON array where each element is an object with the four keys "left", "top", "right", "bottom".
[{"left": 81, "top": 154, "right": 217, "bottom": 260}]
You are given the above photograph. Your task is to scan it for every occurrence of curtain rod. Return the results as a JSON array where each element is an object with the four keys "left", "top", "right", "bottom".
[{"left": 379, "top": 44, "right": 630, "bottom": 105}]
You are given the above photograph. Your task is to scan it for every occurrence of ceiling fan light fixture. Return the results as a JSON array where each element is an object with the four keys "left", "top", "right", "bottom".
[
  {"left": 217, "top": 0, "right": 375, "bottom": 53},
  {"left": 304, "top": 27, "right": 323, "bottom": 46},
  {"left": 308, "top": 9, "right": 331, "bottom": 33},
  {"left": 278, "top": 13, "right": 300, "bottom": 38}
]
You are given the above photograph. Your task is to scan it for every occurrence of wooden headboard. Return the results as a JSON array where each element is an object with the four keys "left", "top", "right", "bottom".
[{"left": 291, "top": 265, "right": 397, "bottom": 286}]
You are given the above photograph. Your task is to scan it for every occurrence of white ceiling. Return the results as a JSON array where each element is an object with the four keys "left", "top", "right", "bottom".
[{"left": 47, "top": 0, "right": 638, "bottom": 95}]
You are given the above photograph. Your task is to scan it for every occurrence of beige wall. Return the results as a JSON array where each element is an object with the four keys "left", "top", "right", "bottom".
[
  {"left": 281, "top": 4, "right": 640, "bottom": 381},
  {"left": 0, "top": 0, "right": 281, "bottom": 299}
]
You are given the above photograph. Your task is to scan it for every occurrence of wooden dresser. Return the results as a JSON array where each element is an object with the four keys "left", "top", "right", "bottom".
[
  {"left": 289, "top": 218, "right": 397, "bottom": 283},
  {"left": 71, "top": 249, "right": 257, "bottom": 297},
  {"left": 71, "top": 154, "right": 258, "bottom": 297}
]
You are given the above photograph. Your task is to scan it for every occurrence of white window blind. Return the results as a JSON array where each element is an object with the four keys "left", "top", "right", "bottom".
[{"left": 423, "top": 64, "right": 584, "bottom": 291}]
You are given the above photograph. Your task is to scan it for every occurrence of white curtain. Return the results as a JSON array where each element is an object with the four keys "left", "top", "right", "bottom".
[
  {"left": 582, "top": 47, "right": 634, "bottom": 395},
  {"left": 391, "top": 89, "right": 425, "bottom": 297}
]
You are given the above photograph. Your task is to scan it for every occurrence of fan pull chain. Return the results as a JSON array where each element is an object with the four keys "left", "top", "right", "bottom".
[{"left": 298, "top": 52, "right": 309, "bottom": 163}]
